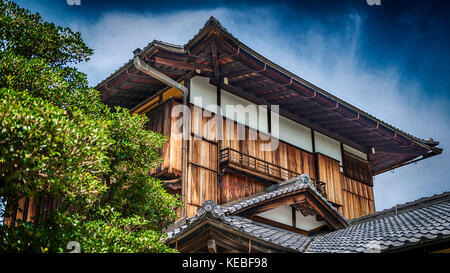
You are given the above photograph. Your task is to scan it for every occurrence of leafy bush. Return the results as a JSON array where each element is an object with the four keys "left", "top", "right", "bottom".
[{"left": 0, "top": 0, "right": 181, "bottom": 252}]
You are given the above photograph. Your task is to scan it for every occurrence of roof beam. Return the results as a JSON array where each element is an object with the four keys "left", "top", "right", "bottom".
[
  {"left": 250, "top": 87, "right": 286, "bottom": 96},
  {"left": 358, "top": 139, "right": 405, "bottom": 147},
  {"left": 339, "top": 130, "right": 383, "bottom": 139},
  {"left": 308, "top": 112, "right": 341, "bottom": 121},
  {"left": 225, "top": 69, "right": 258, "bottom": 79},
  {"left": 211, "top": 40, "right": 219, "bottom": 80},
  {"left": 374, "top": 149, "right": 422, "bottom": 156},
  {"left": 102, "top": 88, "right": 157, "bottom": 99},
  {"left": 128, "top": 73, "right": 159, "bottom": 84},
  {"left": 153, "top": 56, "right": 213, "bottom": 72},
  {"left": 231, "top": 76, "right": 268, "bottom": 87},
  {"left": 189, "top": 34, "right": 213, "bottom": 55},
  {"left": 319, "top": 120, "right": 361, "bottom": 128},
  {"left": 258, "top": 89, "right": 297, "bottom": 101},
  {"left": 119, "top": 81, "right": 162, "bottom": 90}
]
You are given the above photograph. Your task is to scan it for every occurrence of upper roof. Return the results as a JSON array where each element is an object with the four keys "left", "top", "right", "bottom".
[
  {"left": 166, "top": 178, "right": 450, "bottom": 253},
  {"left": 96, "top": 16, "right": 442, "bottom": 175}
]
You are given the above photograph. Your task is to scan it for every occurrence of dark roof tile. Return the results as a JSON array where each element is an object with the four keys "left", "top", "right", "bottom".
[
  {"left": 306, "top": 194, "right": 450, "bottom": 253},
  {"left": 166, "top": 176, "right": 449, "bottom": 253}
]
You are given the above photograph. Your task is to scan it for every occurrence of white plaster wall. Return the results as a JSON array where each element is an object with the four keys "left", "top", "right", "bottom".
[
  {"left": 314, "top": 131, "right": 342, "bottom": 164},
  {"left": 295, "top": 211, "right": 326, "bottom": 231},
  {"left": 221, "top": 90, "right": 267, "bottom": 132},
  {"left": 257, "top": 205, "right": 292, "bottom": 226},
  {"left": 257, "top": 205, "right": 326, "bottom": 231},
  {"left": 343, "top": 144, "right": 368, "bottom": 160},
  {"left": 271, "top": 112, "right": 313, "bottom": 152},
  {"left": 190, "top": 76, "right": 218, "bottom": 113}
]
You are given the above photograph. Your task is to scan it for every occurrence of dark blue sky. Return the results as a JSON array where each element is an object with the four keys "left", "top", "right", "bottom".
[
  {"left": 13, "top": 0, "right": 450, "bottom": 210},
  {"left": 18, "top": 0, "right": 450, "bottom": 98}
]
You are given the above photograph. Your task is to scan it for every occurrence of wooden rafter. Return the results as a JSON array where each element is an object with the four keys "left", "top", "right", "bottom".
[
  {"left": 225, "top": 68, "right": 258, "bottom": 79},
  {"left": 103, "top": 89, "right": 157, "bottom": 99},
  {"left": 120, "top": 81, "right": 162, "bottom": 90},
  {"left": 231, "top": 76, "right": 267, "bottom": 86},
  {"left": 263, "top": 90, "right": 298, "bottom": 101},
  {"left": 153, "top": 56, "right": 213, "bottom": 72},
  {"left": 211, "top": 40, "right": 219, "bottom": 80}
]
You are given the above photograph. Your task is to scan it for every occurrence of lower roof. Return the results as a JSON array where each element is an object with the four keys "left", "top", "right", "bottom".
[
  {"left": 307, "top": 191, "right": 450, "bottom": 253},
  {"left": 166, "top": 176, "right": 450, "bottom": 253}
]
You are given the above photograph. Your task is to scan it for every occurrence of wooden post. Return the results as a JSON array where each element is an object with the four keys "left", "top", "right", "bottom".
[
  {"left": 217, "top": 85, "right": 222, "bottom": 205},
  {"left": 292, "top": 206, "right": 296, "bottom": 228},
  {"left": 311, "top": 130, "right": 320, "bottom": 181},
  {"left": 208, "top": 239, "right": 217, "bottom": 253}
]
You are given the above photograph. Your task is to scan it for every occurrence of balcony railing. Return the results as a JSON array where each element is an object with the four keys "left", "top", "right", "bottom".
[{"left": 219, "top": 147, "right": 327, "bottom": 198}]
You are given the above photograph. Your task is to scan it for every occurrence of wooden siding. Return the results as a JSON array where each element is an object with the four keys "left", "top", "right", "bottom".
[
  {"left": 342, "top": 151, "right": 373, "bottom": 186},
  {"left": 341, "top": 174, "right": 375, "bottom": 219},
  {"left": 3, "top": 196, "right": 62, "bottom": 226},
  {"left": 317, "top": 153, "right": 343, "bottom": 207},
  {"left": 220, "top": 172, "right": 266, "bottom": 205},
  {"left": 187, "top": 105, "right": 320, "bottom": 212},
  {"left": 143, "top": 99, "right": 375, "bottom": 220},
  {"left": 146, "top": 99, "right": 182, "bottom": 177},
  {"left": 220, "top": 118, "right": 317, "bottom": 180}
]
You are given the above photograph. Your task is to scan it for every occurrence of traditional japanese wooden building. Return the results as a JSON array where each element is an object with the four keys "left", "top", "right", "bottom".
[
  {"left": 92, "top": 17, "right": 449, "bottom": 252},
  {"left": 6, "top": 17, "right": 449, "bottom": 253},
  {"left": 96, "top": 16, "right": 441, "bottom": 218}
]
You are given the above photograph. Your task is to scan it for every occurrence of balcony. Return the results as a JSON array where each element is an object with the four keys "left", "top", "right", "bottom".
[{"left": 219, "top": 147, "right": 327, "bottom": 198}]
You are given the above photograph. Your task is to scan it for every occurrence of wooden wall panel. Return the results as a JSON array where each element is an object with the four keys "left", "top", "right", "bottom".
[
  {"left": 146, "top": 100, "right": 179, "bottom": 175},
  {"left": 186, "top": 165, "right": 217, "bottom": 206},
  {"left": 219, "top": 116, "right": 317, "bottom": 181},
  {"left": 189, "top": 139, "right": 217, "bottom": 171},
  {"left": 146, "top": 100, "right": 375, "bottom": 221},
  {"left": 278, "top": 142, "right": 288, "bottom": 171},
  {"left": 317, "top": 153, "right": 343, "bottom": 206},
  {"left": 3, "top": 196, "right": 64, "bottom": 226},
  {"left": 191, "top": 105, "right": 219, "bottom": 142},
  {"left": 186, "top": 135, "right": 218, "bottom": 217},
  {"left": 255, "top": 137, "right": 267, "bottom": 173},
  {"left": 220, "top": 172, "right": 266, "bottom": 204},
  {"left": 169, "top": 115, "right": 182, "bottom": 174},
  {"left": 341, "top": 174, "right": 375, "bottom": 220},
  {"left": 342, "top": 151, "right": 373, "bottom": 186},
  {"left": 185, "top": 203, "right": 201, "bottom": 218}
]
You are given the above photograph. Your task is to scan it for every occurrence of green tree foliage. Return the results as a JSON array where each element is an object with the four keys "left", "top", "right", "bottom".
[
  {"left": 0, "top": 0, "right": 181, "bottom": 252},
  {"left": 0, "top": 88, "right": 109, "bottom": 202}
]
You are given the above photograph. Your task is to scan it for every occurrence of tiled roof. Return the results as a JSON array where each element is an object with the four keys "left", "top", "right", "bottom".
[
  {"left": 306, "top": 192, "right": 450, "bottom": 253},
  {"left": 166, "top": 200, "right": 312, "bottom": 252},
  {"left": 222, "top": 174, "right": 349, "bottom": 225},
  {"left": 166, "top": 174, "right": 346, "bottom": 251},
  {"left": 223, "top": 215, "right": 312, "bottom": 252},
  {"left": 166, "top": 175, "right": 450, "bottom": 253}
]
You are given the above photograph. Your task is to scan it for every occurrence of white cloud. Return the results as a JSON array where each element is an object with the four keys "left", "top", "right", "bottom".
[
  {"left": 75, "top": 8, "right": 232, "bottom": 86},
  {"left": 74, "top": 7, "right": 449, "bottom": 210}
]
